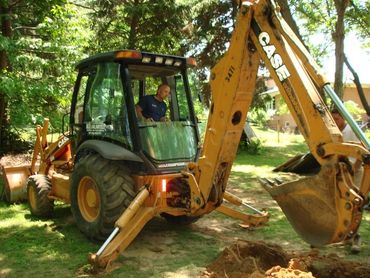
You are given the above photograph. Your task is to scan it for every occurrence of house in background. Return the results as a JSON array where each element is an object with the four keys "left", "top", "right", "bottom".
[{"left": 264, "top": 79, "right": 370, "bottom": 132}]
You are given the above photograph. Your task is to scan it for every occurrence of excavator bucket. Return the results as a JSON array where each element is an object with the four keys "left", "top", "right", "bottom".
[
  {"left": 261, "top": 154, "right": 359, "bottom": 246},
  {"left": 1, "top": 165, "right": 31, "bottom": 203}
]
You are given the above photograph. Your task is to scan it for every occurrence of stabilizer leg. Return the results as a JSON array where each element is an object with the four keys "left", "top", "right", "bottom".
[
  {"left": 216, "top": 191, "right": 269, "bottom": 227},
  {"left": 89, "top": 187, "right": 155, "bottom": 270}
]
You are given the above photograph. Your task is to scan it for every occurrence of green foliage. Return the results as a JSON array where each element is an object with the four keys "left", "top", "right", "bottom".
[
  {"left": 344, "top": 100, "right": 366, "bottom": 121},
  {"left": 182, "top": 0, "right": 237, "bottom": 102},
  {"left": 244, "top": 137, "right": 263, "bottom": 155},
  {"left": 276, "top": 96, "right": 289, "bottom": 115},
  {"left": 346, "top": 1, "right": 370, "bottom": 38},
  {"left": 2, "top": 2, "right": 90, "bottom": 138},
  {"left": 288, "top": 0, "right": 369, "bottom": 65},
  {"left": 89, "top": 0, "right": 189, "bottom": 54},
  {"left": 248, "top": 109, "right": 269, "bottom": 127},
  {"left": 188, "top": 68, "right": 206, "bottom": 116}
]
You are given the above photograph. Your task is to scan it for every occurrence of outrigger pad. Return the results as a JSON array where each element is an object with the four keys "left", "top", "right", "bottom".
[{"left": 261, "top": 166, "right": 341, "bottom": 246}]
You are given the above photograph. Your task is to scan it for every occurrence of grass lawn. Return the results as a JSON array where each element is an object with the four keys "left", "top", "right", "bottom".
[{"left": 0, "top": 127, "right": 369, "bottom": 277}]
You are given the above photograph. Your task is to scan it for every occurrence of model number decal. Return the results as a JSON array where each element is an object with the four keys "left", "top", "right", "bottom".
[
  {"left": 258, "top": 32, "right": 290, "bottom": 81},
  {"left": 225, "top": 65, "right": 235, "bottom": 82}
]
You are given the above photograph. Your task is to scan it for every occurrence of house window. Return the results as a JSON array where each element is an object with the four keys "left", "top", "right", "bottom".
[{"left": 266, "top": 97, "right": 276, "bottom": 110}]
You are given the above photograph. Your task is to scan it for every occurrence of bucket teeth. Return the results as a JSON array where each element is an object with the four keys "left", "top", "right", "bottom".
[{"left": 259, "top": 177, "right": 283, "bottom": 187}]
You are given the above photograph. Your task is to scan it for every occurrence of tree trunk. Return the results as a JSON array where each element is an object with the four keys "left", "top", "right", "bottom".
[
  {"left": 333, "top": 0, "right": 349, "bottom": 98},
  {"left": 276, "top": 0, "right": 303, "bottom": 42},
  {"left": 344, "top": 55, "right": 370, "bottom": 117},
  {"left": 0, "top": 3, "right": 12, "bottom": 154},
  {"left": 127, "top": 0, "right": 141, "bottom": 49}
]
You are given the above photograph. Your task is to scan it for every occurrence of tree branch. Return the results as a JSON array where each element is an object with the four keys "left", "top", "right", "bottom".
[
  {"left": 344, "top": 54, "right": 370, "bottom": 117},
  {"left": 349, "top": 0, "right": 370, "bottom": 37},
  {"left": 69, "top": 1, "right": 97, "bottom": 12}
]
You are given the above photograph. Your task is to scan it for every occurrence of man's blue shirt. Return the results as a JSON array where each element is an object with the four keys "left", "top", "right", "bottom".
[{"left": 137, "top": 95, "right": 167, "bottom": 121}]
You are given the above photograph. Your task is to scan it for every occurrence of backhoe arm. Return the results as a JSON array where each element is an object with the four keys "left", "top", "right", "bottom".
[
  {"left": 189, "top": 1, "right": 260, "bottom": 212},
  {"left": 187, "top": 0, "right": 369, "bottom": 245},
  {"left": 250, "top": 0, "right": 369, "bottom": 245}
]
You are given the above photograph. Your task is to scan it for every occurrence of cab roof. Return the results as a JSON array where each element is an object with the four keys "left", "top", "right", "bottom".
[{"left": 75, "top": 49, "right": 190, "bottom": 71}]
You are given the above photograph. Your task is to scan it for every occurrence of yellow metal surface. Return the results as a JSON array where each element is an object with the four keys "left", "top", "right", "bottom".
[
  {"left": 115, "top": 187, "right": 150, "bottom": 228},
  {"left": 216, "top": 205, "right": 269, "bottom": 227},
  {"left": 77, "top": 176, "right": 101, "bottom": 222},
  {"left": 360, "top": 164, "right": 370, "bottom": 196},
  {"left": 50, "top": 173, "right": 71, "bottom": 203},
  {"left": 250, "top": 1, "right": 340, "bottom": 163},
  {"left": 195, "top": 2, "right": 260, "bottom": 208},
  {"left": 28, "top": 183, "right": 37, "bottom": 208},
  {"left": 261, "top": 164, "right": 363, "bottom": 246},
  {"left": 1, "top": 165, "right": 30, "bottom": 202},
  {"left": 90, "top": 188, "right": 154, "bottom": 270},
  {"left": 92, "top": 207, "right": 156, "bottom": 270}
]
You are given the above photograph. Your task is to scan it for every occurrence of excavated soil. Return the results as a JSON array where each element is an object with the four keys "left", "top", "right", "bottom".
[
  {"left": 204, "top": 240, "right": 370, "bottom": 278},
  {"left": 0, "top": 153, "right": 32, "bottom": 167}
]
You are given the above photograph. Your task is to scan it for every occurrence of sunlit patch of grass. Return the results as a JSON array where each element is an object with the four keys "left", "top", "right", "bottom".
[
  {"left": 232, "top": 164, "right": 276, "bottom": 179},
  {"left": 233, "top": 127, "right": 308, "bottom": 182},
  {"left": 253, "top": 126, "right": 306, "bottom": 146}
]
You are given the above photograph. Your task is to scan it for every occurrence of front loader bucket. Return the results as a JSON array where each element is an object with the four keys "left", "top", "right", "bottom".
[
  {"left": 1, "top": 165, "right": 31, "bottom": 203},
  {"left": 261, "top": 164, "right": 358, "bottom": 247}
]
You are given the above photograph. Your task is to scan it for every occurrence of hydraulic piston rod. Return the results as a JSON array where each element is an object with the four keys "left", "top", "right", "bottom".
[{"left": 90, "top": 186, "right": 150, "bottom": 268}]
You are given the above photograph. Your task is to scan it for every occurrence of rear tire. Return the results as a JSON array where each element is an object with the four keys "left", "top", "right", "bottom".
[
  {"left": 27, "top": 175, "right": 54, "bottom": 217},
  {"left": 70, "top": 153, "right": 135, "bottom": 241}
]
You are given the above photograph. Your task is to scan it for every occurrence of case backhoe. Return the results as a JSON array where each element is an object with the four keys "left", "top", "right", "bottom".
[{"left": 1, "top": 0, "right": 369, "bottom": 271}]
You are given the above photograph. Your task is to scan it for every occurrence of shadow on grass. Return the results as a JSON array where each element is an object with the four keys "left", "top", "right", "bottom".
[
  {"left": 23, "top": 202, "right": 72, "bottom": 221},
  {"left": 0, "top": 202, "right": 30, "bottom": 221},
  {"left": 0, "top": 203, "right": 221, "bottom": 278},
  {"left": 0, "top": 215, "right": 98, "bottom": 277}
]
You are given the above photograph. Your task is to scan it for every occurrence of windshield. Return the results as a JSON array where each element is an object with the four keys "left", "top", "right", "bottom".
[
  {"left": 127, "top": 63, "right": 199, "bottom": 163},
  {"left": 139, "top": 121, "right": 197, "bottom": 162}
]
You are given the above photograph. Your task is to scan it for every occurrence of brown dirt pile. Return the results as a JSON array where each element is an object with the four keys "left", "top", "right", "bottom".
[
  {"left": 0, "top": 153, "right": 32, "bottom": 167},
  {"left": 205, "top": 240, "right": 370, "bottom": 278}
]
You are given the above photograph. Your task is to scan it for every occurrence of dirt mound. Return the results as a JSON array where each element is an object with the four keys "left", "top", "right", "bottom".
[
  {"left": 205, "top": 240, "right": 370, "bottom": 278},
  {"left": 0, "top": 153, "right": 32, "bottom": 167},
  {"left": 205, "top": 240, "right": 289, "bottom": 278}
]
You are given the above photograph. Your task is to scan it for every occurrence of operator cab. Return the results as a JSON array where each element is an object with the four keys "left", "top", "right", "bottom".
[{"left": 70, "top": 50, "right": 200, "bottom": 173}]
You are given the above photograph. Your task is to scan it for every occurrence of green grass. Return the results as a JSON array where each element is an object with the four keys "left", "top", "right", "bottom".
[
  {"left": 0, "top": 202, "right": 98, "bottom": 277},
  {"left": 0, "top": 128, "right": 369, "bottom": 277},
  {"left": 233, "top": 127, "right": 308, "bottom": 182}
]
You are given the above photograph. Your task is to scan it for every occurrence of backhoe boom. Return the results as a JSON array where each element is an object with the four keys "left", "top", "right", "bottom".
[{"left": 184, "top": 0, "right": 370, "bottom": 245}]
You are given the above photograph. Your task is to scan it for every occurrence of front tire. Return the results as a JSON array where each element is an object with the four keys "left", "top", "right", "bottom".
[
  {"left": 27, "top": 175, "right": 54, "bottom": 217},
  {"left": 70, "top": 153, "right": 135, "bottom": 241}
]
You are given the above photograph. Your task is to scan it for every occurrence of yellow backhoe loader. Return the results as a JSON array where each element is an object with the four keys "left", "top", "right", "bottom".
[{"left": 1, "top": 0, "right": 369, "bottom": 271}]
